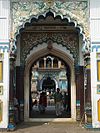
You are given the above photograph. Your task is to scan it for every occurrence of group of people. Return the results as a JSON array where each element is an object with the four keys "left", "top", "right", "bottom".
[{"left": 32, "top": 88, "right": 68, "bottom": 117}]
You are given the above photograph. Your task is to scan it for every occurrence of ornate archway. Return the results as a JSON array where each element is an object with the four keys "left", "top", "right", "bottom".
[
  {"left": 9, "top": 0, "right": 90, "bottom": 124},
  {"left": 10, "top": 1, "right": 90, "bottom": 54}
]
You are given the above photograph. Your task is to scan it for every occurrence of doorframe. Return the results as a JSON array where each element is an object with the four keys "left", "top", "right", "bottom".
[{"left": 24, "top": 42, "right": 76, "bottom": 122}]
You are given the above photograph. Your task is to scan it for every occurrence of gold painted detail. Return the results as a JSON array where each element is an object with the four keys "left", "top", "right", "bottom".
[
  {"left": 0, "top": 61, "right": 3, "bottom": 82},
  {"left": 97, "top": 61, "right": 100, "bottom": 81},
  {"left": 44, "top": 0, "right": 54, "bottom": 7},
  {"left": 87, "top": 116, "right": 92, "bottom": 124},
  {"left": 86, "top": 64, "right": 90, "bottom": 69},
  {"left": 97, "top": 99, "right": 100, "bottom": 122},
  {"left": 0, "top": 100, "right": 3, "bottom": 122}
]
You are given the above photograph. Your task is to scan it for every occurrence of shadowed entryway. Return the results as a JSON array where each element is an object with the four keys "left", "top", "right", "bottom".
[{"left": 29, "top": 55, "right": 71, "bottom": 118}]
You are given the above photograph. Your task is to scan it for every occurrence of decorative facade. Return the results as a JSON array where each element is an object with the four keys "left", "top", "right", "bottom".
[{"left": 0, "top": 0, "right": 100, "bottom": 130}]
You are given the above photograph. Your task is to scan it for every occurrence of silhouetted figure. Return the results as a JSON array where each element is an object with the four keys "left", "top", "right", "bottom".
[
  {"left": 63, "top": 92, "right": 68, "bottom": 111},
  {"left": 38, "top": 92, "right": 47, "bottom": 113},
  {"left": 54, "top": 88, "right": 63, "bottom": 116}
]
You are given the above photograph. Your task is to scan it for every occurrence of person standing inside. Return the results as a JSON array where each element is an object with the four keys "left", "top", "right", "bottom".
[
  {"left": 63, "top": 92, "right": 68, "bottom": 111},
  {"left": 38, "top": 91, "right": 47, "bottom": 113},
  {"left": 54, "top": 88, "right": 63, "bottom": 117}
]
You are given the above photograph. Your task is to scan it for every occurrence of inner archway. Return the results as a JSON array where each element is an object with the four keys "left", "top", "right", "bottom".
[
  {"left": 42, "top": 77, "right": 56, "bottom": 91},
  {"left": 29, "top": 54, "right": 71, "bottom": 118},
  {"left": 23, "top": 43, "right": 76, "bottom": 122}
]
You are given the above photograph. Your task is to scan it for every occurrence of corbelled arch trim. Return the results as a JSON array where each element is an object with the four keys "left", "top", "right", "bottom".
[
  {"left": 15, "top": 10, "right": 86, "bottom": 43},
  {"left": 10, "top": 0, "right": 90, "bottom": 56},
  {"left": 13, "top": 9, "right": 90, "bottom": 56}
]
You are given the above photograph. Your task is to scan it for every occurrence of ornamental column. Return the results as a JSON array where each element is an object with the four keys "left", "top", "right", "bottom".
[
  {"left": 8, "top": 38, "right": 16, "bottom": 130},
  {"left": 75, "top": 66, "right": 84, "bottom": 121},
  {"left": 44, "top": 58, "right": 46, "bottom": 68},
  {"left": 51, "top": 58, "right": 54, "bottom": 68},
  {"left": 81, "top": 39, "right": 91, "bottom": 126},
  {"left": 84, "top": 53, "right": 92, "bottom": 125}
]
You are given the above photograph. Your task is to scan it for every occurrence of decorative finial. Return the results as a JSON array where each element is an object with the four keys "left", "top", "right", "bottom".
[{"left": 44, "top": 0, "right": 54, "bottom": 7}]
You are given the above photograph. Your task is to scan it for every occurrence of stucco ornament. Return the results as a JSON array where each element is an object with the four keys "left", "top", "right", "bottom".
[
  {"left": 20, "top": 32, "right": 78, "bottom": 65},
  {"left": 9, "top": 38, "right": 17, "bottom": 56},
  {"left": 11, "top": 0, "right": 89, "bottom": 38},
  {"left": 44, "top": 0, "right": 55, "bottom": 7},
  {"left": 11, "top": 0, "right": 48, "bottom": 36},
  {"left": 82, "top": 39, "right": 91, "bottom": 54}
]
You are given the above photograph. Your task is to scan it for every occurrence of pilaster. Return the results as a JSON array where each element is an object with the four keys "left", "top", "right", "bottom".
[
  {"left": 75, "top": 66, "right": 84, "bottom": 121},
  {"left": 8, "top": 39, "right": 16, "bottom": 130},
  {"left": 84, "top": 53, "right": 92, "bottom": 125}
]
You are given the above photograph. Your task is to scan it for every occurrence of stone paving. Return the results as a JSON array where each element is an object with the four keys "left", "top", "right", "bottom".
[{"left": 3, "top": 122, "right": 100, "bottom": 133}]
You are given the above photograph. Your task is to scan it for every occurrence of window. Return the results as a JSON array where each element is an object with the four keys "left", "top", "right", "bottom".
[
  {"left": 39, "top": 59, "right": 44, "bottom": 68},
  {"left": 46, "top": 58, "right": 51, "bottom": 68},
  {"left": 53, "top": 58, "right": 58, "bottom": 68}
]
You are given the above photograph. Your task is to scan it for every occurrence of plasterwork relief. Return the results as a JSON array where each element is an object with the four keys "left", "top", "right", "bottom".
[
  {"left": 11, "top": 0, "right": 89, "bottom": 38},
  {"left": 20, "top": 32, "right": 78, "bottom": 65}
]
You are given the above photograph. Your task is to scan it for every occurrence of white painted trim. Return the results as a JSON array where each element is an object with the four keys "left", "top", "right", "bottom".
[
  {"left": 91, "top": 49, "right": 100, "bottom": 128},
  {"left": 0, "top": 51, "right": 9, "bottom": 128}
]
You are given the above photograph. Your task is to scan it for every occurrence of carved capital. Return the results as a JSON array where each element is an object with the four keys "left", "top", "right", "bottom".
[
  {"left": 9, "top": 38, "right": 17, "bottom": 58},
  {"left": 84, "top": 53, "right": 90, "bottom": 69},
  {"left": 82, "top": 39, "right": 91, "bottom": 55}
]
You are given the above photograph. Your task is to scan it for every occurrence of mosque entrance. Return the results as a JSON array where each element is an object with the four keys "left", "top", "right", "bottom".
[{"left": 29, "top": 55, "right": 71, "bottom": 118}]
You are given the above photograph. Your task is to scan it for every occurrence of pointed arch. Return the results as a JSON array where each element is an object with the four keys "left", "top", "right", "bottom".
[{"left": 24, "top": 44, "right": 76, "bottom": 122}]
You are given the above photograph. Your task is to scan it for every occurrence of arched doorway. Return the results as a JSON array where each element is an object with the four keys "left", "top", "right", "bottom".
[
  {"left": 14, "top": 11, "right": 85, "bottom": 122},
  {"left": 24, "top": 44, "right": 76, "bottom": 122},
  {"left": 42, "top": 77, "right": 56, "bottom": 91},
  {"left": 29, "top": 54, "right": 71, "bottom": 119}
]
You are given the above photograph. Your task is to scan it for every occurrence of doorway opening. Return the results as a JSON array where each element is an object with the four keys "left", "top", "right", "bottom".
[
  {"left": 42, "top": 77, "right": 56, "bottom": 92},
  {"left": 29, "top": 54, "right": 71, "bottom": 118},
  {"left": 15, "top": 11, "right": 84, "bottom": 122}
]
